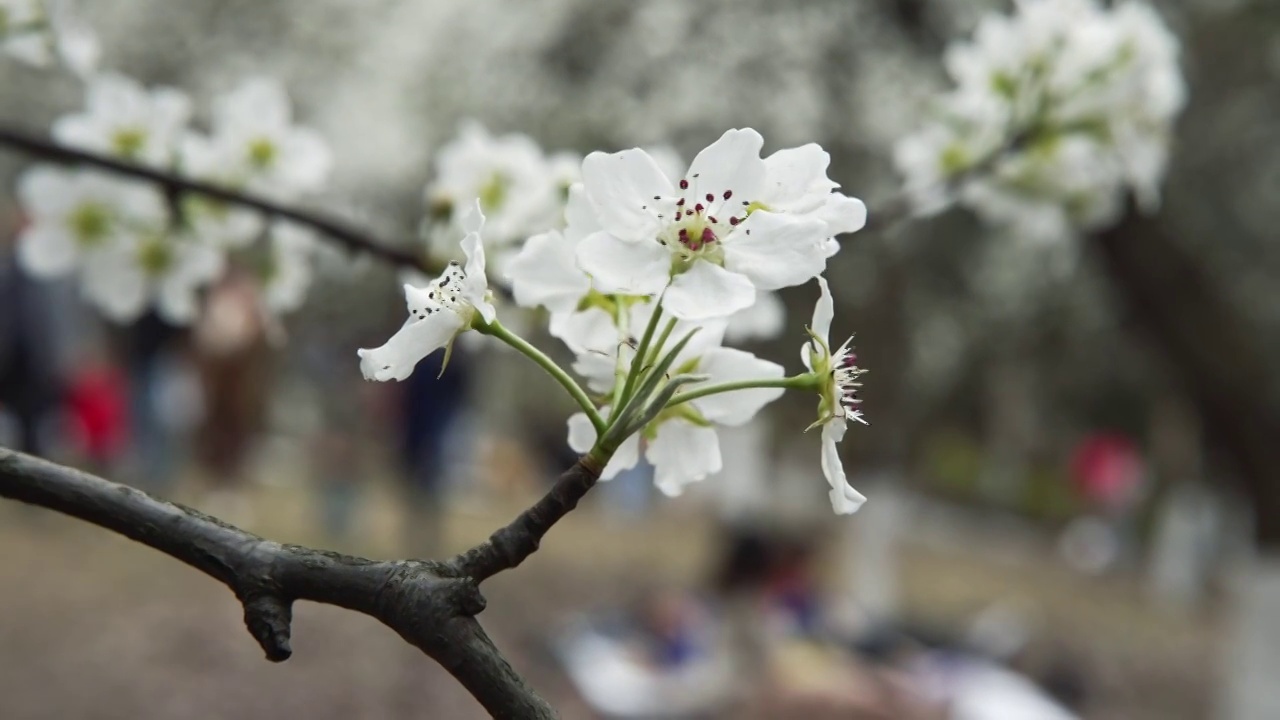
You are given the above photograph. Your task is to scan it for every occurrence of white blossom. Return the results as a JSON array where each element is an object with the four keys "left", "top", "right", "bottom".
[
  {"left": 425, "top": 121, "right": 566, "bottom": 270},
  {"left": 81, "top": 232, "right": 225, "bottom": 324},
  {"left": 504, "top": 183, "right": 597, "bottom": 313},
  {"left": 16, "top": 166, "right": 163, "bottom": 277},
  {"left": 258, "top": 221, "right": 316, "bottom": 315},
  {"left": 575, "top": 128, "right": 864, "bottom": 321},
  {"left": 724, "top": 290, "right": 787, "bottom": 343},
  {"left": 894, "top": 0, "right": 1186, "bottom": 239},
  {"left": 192, "top": 77, "right": 332, "bottom": 201},
  {"left": 802, "top": 277, "right": 869, "bottom": 515},
  {"left": 558, "top": 299, "right": 785, "bottom": 497},
  {"left": 1, "top": 0, "right": 97, "bottom": 74},
  {"left": 357, "top": 203, "right": 495, "bottom": 382},
  {"left": 52, "top": 72, "right": 191, "bottom": 167}
]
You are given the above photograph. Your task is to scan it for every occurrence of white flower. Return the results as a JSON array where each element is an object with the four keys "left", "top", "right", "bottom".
[
  {"left": 81, "top": 232, "right": 225, "bottom": 324},
  {"left": 724, "top": 290, "right": 786, "bottom": 343},
  {"left": 179, "top": 132, "right": 266, "bottom": 248},
  {"left": 558, "top": 299, "right": 785, "bottom": 496},
  {"left": 894, "top": 0, "right": 1185, "bottom": 238},
  {"left": 2, "top": 0, "right": 46, "bottom": 64},
  {"left": 0, "top": 0, "right": 96, "bottom": 73},
  {"left": 15, "top": 166, "right": 165, "bottom": 277},
  {"left": 504, "top": 183, "right": 597, "bottom": 313},
  {"left": 425, "top": 121, "right": 565, "bottom": 267},
  {"left": 357, "top": 203, "right": 495, "bottom": 382},
  {"left": 200, "top": 77, "right": 332, "bottom": 200},
  {"left": 258, "top": 222, "right": 315, "bottom": 315},
  {"left": 52, "top": 73, "right": 191, "bottom": 167},
  {"left": 575, "top": 128, "right": 864, "bottom": 321},
  {"left": 802, "top": 277, "right": 868, "bottom": 515}
]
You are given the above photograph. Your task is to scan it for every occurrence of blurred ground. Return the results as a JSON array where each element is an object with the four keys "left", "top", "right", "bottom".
[{"left": 0, "top": 462, "right": 1218, "bottom": 720}]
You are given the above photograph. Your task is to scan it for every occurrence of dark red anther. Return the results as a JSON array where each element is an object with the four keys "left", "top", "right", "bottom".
[
  {"left": 723, "top": 190, "right": 733, "bottom": 200},
  {"left": 700, "top": 227, "right": 717, "bottom": 244},
  {"left": 679, "top": 179, "right": 689, "bottom": 189},
  {"left": 729, "top": 216, "right": 740, "bottom": 226},
  {"left": 677, "top": 197, "right": 685, "bottom": 206},
  {"left": 685, "top": 209, "right": 693, "bottom": 216},
  {"left": 695, "top": 203, "right": 704, "bottom": 213},
  {"left": 705, "top": 193, "right": 714, "bottom": 203}
]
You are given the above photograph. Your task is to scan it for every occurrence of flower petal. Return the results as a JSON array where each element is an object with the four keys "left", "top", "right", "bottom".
[
  {"left": 647, "top": 420, "right": 722, "bottom": 497},
  {"left": 461, "top": 227, "right": 495, "bottom": 323},
  {"left": 811, "top": 276, "right": 834, "bottom": 347},
  {"left": 575, "top": 230, "right": 670, "bottom": 296},
  {"left": 581, "top": 149, "right": 673, "bottom": 242},
  {"left": 81, "top": 249, "right": 149, "bottom": 323},
  {"left": 357, "top": 310, "right": 465, "bottom": 382},
  {"left": 663, "top": 261, "right": 755, "bottom": 321},
  {"left": 566, "top": 411, "right": 639, "bottom": 480},
  {"left": 725, "top": 290, "right": 786, "bottom": 343},
  {"left": 821, "top": 419, "right": 866, "bottom": 514},
  {"left": 815, "top": 194, "right": 867, "bottom": 237},
  {"left": 692, "top": 348, "right": 785, "bottom": 426},
  {"left": 505, "top": 230, "right": 591, "bottom": 313},
  {"left": 685, "top": 129, "right": 766, "bottom": 202},
  {"left": 723, "top": 211, "right": 830, "bottom": 291},
  {"left": 17, "top": 224, "right": 78, "bottom": 277},
  {"left": 761, "top": 144, "right": 837, "bottom": 209}
]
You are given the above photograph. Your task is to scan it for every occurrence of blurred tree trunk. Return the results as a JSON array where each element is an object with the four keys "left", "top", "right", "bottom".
[
  {"left": 1092, "top": 210, "right": 1280, "bottom": 720},
  {"left": 1091, "top": 211, "right": 1280, "bottom": 545}
]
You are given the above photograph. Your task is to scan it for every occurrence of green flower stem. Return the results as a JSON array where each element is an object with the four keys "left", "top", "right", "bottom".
[
  {"left": 477, "top": 318, "right": 606, "bottom": 433},
  {"left": 665, "top": 373, "right": 821, "bottom": 409},
  {"left": 617, "top": 303, "right": 665, "bottom": 413},
  {"left": 646, "top": 317, "right": 678, "bottom": 366},
  {"left": 607, "top": 304, "right": 633, "bottom": 418}
]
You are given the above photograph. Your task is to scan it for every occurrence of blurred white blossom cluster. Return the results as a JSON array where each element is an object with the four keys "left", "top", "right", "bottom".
[
  {"left": 894, "top": 0, "right": 1186, "bottom": 241},
  {"left": 361, "top": 129, "right": 872, "bottom": 512},
  {"left": 0, "top": 0, "right": 97, "bottom": 75},
  {"left": 16, "top": 73, "right": 332, "bottom": 324},
  {"left": 422, "top": 122, "right": 786, "bottom": 342}
]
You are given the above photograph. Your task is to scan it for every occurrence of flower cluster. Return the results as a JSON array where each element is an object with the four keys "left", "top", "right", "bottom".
[
  {"left": 362, "top": 129, "right": 873, "bottom": 514},
  {"left": 422, "top": 121, "right": 581, "bottom": 275},
  {"left": 894, "top": 0, "right": 1185, "bottom": 241},
  {"left": 1, "top": 0, "right": 98, "bottom": 75},
  {"left": 17, "top": 73, "right": 331, "bottom": 324}
]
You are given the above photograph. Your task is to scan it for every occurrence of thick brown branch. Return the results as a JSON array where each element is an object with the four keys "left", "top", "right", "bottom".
[
  {"left": 450, "top": 455, "right": 603, "bottom": 582},
  {"left": 0, "top": 447, "right": 557, "bottom": 719},
  {"left": 0, "top": 125, "right": 430, "bottom": 274}
]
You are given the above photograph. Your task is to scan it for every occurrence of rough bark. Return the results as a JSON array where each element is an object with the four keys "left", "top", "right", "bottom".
[{"left": 0, "top": 447, "right": 605, "bottom": 719}]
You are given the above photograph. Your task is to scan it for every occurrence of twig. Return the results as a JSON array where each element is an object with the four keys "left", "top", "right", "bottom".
[
  {"left": 0, "top": 447, "right": 607, "bottom": 719},
  {"left": 0, "top": 125, "right": 431, "bottom": 275},
  {"left": 450, "top": 455, "right": 604, "bottom": 582}
]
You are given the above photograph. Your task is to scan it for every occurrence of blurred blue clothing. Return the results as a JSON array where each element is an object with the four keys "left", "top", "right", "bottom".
[{"left": 402, "top": 349, "right": 471, "bottom": 496}]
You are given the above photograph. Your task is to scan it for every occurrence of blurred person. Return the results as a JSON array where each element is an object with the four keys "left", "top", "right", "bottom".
[
  {"left": 398, "top": 347, "right": 471, "bottom": 556},
  {"left": 0, "top": 221, "right": 76, "bottom": 458},
  {"left": 192, "top": 269, "right": 271, "bottom": 522},
  {"left": 120, "top": 311, "right": 192, "bottom": 494},
  {"left": 63, "top": 340, "right": 129, "bottom": 474}
]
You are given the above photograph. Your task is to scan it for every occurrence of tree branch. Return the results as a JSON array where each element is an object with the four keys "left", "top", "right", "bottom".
[
  {"left": 0, "top": 124, "right": 431, "bottom": 275},
  {"left": 0, "top": 446, "right": 572, "bottom": 719},
  {"left": 450, "top": 455, "right": 604, "bottom": 582}
]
